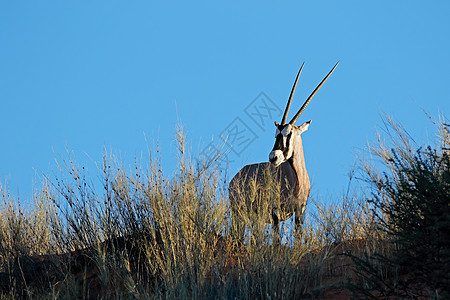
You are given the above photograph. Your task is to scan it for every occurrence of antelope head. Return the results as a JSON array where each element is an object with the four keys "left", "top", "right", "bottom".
[{"left": 269, "top": 62, "right": 339, "bottom": 167}]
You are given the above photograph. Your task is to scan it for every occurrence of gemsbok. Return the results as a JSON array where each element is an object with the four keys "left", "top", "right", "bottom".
[{"left": 229, "top": 62, "right": 338, "bottom": 243}]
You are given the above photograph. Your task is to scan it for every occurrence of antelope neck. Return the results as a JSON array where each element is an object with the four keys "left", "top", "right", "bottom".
[{"left": 287, "top": 143, "right": 307, "bottom": 198}]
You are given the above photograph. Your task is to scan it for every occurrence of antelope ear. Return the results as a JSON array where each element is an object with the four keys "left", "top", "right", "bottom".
[
  {"left": 298, "top": 120, "right": 311, "bottom": 134},
  {"left": 274, "top": 121, "right": 279, "bottom": 127}
]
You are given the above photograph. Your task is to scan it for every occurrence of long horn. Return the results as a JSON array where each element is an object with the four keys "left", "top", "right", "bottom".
[
  {"left": 289, "top": 61, "right": 339, "bottom": 125},
  {"left": 281, "top": 62, "right": 304, "bottom": 125}
]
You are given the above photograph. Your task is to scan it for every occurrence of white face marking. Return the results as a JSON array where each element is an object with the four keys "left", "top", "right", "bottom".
[
  {"left": 281, "top": 125, "right": 291, "bottom": 136},
  {"left": 275, "top": 124, "right": 292, "bottom": 137},
  {"left": 269, "top": 150, "right": 284, "bottom": 167}
]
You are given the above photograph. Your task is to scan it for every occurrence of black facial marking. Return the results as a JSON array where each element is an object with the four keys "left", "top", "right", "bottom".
[
  {"left": 271, "top": 124, "right": 292, "bottom": 155},
  {"left": 283, "top": 132, "right": 292, "bottom": 157},
  {"left": 272, "top": 134, "right": 284, "bottom": 151}
]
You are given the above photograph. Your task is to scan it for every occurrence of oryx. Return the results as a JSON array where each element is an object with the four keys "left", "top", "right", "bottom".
[{"left": 229, "top": 62, "right": 338, "bottom": 243}]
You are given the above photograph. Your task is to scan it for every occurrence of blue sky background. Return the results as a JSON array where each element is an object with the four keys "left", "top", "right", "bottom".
[{"left": 1, "top": 1, "right": 449, "bottom": 202}]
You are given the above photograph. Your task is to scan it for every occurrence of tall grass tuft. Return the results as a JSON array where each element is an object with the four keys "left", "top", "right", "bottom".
[{"left": 0, "top": 123, "right": 399, "bottom": 299}]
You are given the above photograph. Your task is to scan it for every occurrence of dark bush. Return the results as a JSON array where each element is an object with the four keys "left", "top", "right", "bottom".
[{"left": 358, "top": 117, "right": 450, "bottom": 299}]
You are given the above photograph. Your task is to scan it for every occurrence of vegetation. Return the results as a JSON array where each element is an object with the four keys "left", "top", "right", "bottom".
[
  {"left": 0, "top": 115, "right": 448, "bottom": 299},
  {"left": 351, "top": 115, "right": 450, "bottom": 299}
]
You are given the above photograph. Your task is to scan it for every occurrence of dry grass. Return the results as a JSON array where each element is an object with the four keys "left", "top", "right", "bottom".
[{"left": 0, "top": 115, "right": 446, "bottom": 299}]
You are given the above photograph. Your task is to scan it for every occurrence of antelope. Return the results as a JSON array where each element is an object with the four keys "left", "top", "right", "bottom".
[{"left": 229, "top": 62, "right": 338, "bottom": 243}]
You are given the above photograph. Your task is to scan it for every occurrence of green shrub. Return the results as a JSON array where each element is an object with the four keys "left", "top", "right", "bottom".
[{"left": 357, "top": 115, "right": 450, "bottom": 299}]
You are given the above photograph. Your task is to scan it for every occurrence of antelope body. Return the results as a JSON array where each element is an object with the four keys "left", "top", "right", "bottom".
[{"left": 229, "top": 62, "right": 338, "bottom": 243}]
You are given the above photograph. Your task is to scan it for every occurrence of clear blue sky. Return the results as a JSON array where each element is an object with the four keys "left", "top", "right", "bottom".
[{"left": 1, "top": 1, "right": 449, "bottom": 202}]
